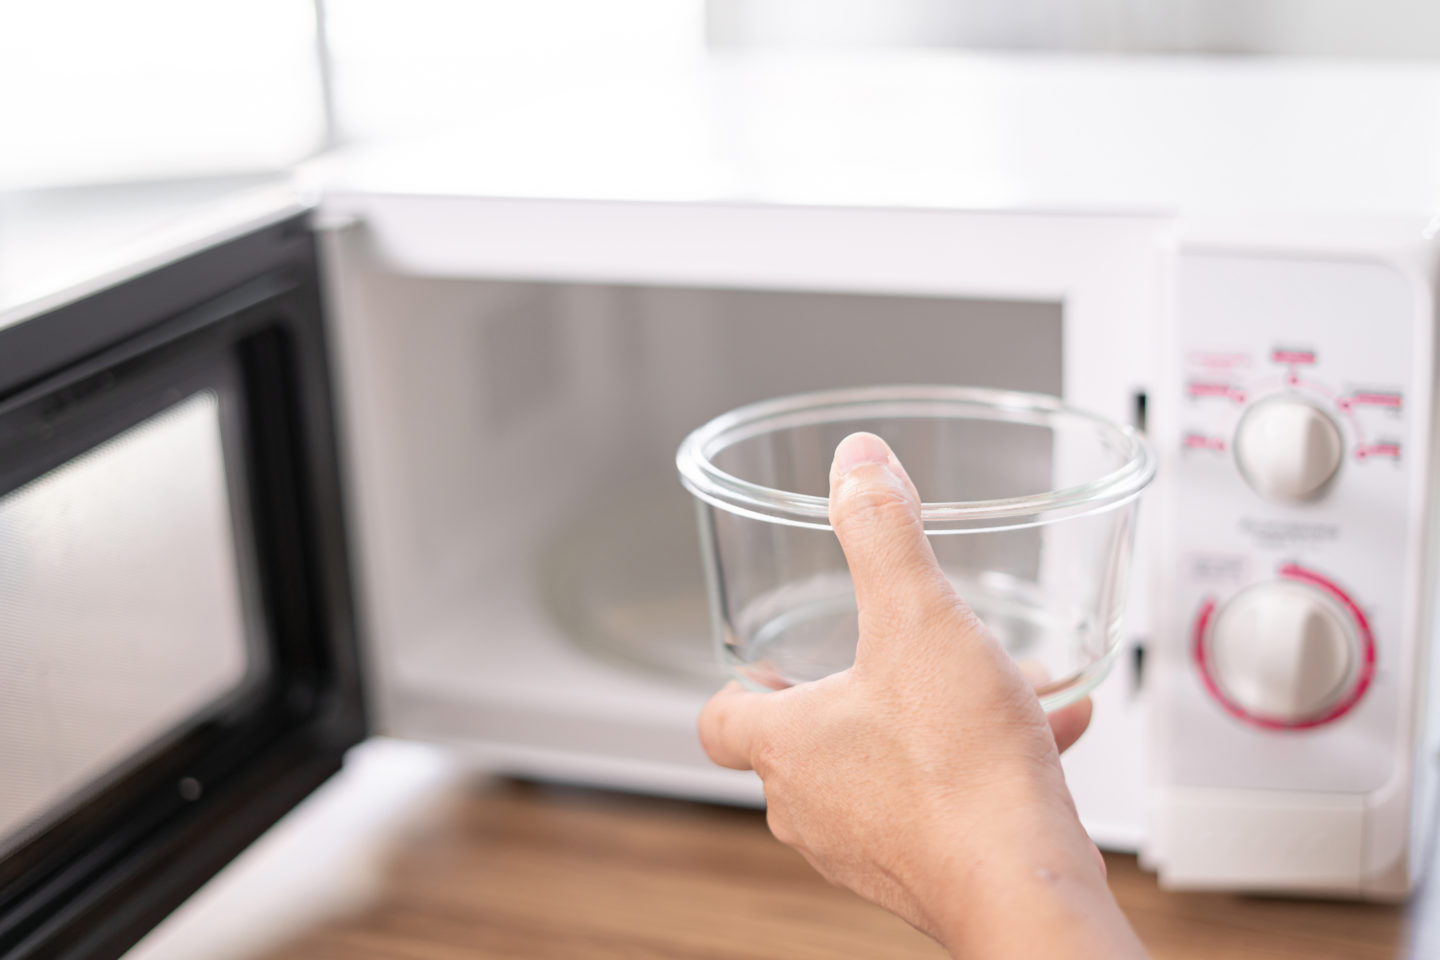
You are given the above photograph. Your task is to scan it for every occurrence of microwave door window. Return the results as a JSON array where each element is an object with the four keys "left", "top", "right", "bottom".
[
  {"left": 0, "top": 215, "right": 363, "bottom": 959},
  {"left": 0, "top": 391, "right": 265, "bottom": 858}
]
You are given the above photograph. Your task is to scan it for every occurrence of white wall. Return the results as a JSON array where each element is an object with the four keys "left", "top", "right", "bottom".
[
  {"left": 707, "top": 0, "right": 1440, "bottom": 59},
  {"left": 0, "top": 0, "right": 323, "bottom": 189}
]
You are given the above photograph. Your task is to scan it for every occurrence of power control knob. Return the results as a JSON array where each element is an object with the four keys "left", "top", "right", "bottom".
[
  {"left": 1206, "top": 581, "right": 1357, "bottom": 724},
  {"left": 1233, "top": 398, "right": 1343, "bottom": 501}
]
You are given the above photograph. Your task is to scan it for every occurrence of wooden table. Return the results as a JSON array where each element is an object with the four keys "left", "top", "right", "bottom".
[{"left": 241, "top": 769, "right": 1428, "bottom": 960}]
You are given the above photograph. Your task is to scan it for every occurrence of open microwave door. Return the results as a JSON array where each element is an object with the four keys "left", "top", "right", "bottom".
[{"left": 0, "top": 211, "right": 367, "bottom": 959}]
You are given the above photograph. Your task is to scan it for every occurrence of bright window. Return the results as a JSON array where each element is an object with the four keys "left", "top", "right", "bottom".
[{"left": 0, "top": 0, "right": 324, "bottom": 189}]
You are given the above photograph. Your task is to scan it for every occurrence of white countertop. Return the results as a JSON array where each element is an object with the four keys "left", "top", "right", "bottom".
[
  {"left": 323, "top": 51, "right": 1440, "bottom": 219},
  {"left": 122, "top": 739, "right": 459, "bottom": 960}
]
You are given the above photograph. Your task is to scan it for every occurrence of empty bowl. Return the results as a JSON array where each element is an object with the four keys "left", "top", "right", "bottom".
[{"left": 676, "top": 385, "right": 1157, "bottom": 710}]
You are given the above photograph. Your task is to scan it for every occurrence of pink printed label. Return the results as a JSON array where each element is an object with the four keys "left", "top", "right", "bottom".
[{"left": 1183, "top": 433, "right": 1227, "bottom": 451}]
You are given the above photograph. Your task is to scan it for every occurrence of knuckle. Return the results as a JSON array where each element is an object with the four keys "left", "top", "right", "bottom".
[
  {"left": 749, "top": 733, "right": 782, "bottom": 778},
  {"left": 837, "top": 483, "right": 914, "bottom": 523},
  {"left": 939, "top": 591, "right": 990, "bottom": 637},
  {"left": 832, "top": 486, "right": 917, "bottom": 542}
]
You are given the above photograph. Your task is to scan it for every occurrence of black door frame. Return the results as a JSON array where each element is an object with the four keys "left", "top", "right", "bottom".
[{"left": 0, "top": 213, "right": 367, "bottom": 960}]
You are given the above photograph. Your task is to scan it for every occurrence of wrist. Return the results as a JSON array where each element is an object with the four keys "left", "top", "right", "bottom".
[
  {"left": 913, "top": 790, "right": 1137, "bottom": 958},
  {"left": 935, "top": 851, "right": 1136, "bottom": 960}
]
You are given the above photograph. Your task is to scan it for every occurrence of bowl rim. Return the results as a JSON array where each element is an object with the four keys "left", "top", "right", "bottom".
[{"left": 675, "top": 385, "right": 1158, "bottom": 533}]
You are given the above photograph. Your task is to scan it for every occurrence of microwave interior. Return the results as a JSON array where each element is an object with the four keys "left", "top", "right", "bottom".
[{"left": 321, "top": 223, "right": 1066, "bottom": 758}]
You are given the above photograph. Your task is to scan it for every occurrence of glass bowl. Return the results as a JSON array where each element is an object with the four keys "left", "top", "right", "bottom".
[{"left": 676, "top": 385, "right": 1157, "bottom": 711}]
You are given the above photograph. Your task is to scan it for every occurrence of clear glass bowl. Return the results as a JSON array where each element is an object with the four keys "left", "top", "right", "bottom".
[{"left": 676, "top": 385, "right": 1157, "bottom": 711}]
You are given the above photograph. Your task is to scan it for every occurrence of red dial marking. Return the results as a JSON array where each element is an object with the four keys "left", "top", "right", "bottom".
[
  {"left": 1183, "top": 433, "right": 1227, "bottom": 452},
  {"left": 1348, "top": 392, "right": 1403, "bottom": 409},
  {"left": 1191, "top": 597, "right": 1223, "bottom": 710},
  {"left": 1187, "top": 381, "right": 1246, "bottom": 402},
  {"left": 1191, "top": 564, "right": 1376, "bottom": 731},
  {"left": 1355, "top": 442, "right": 1401, "bottom": 460}
]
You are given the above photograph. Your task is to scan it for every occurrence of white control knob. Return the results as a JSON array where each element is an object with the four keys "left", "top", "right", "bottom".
[
  {"left": 1234, "top": 399, "right": 1343, "bottom": 501},
  {"left": 1208, "top": 581, "right": 1356, "bottom": 723}
]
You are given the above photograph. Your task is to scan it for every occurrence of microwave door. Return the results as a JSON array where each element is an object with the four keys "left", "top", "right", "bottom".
[{"left": 0, "top": 215, "right": 366, "bottom": 960}]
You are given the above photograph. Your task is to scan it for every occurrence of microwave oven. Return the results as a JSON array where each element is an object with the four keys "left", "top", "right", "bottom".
[{"left": 2, "top": 51, "right": 1439, "bottom": 958}]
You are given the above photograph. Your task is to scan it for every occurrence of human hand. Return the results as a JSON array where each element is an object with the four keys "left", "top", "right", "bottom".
[{"left": 698, "top": 432, "right": 1146, "bottom": 959}]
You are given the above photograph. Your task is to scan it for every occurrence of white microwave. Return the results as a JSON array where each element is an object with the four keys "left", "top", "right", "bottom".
[{"left": 3, "top": 51, "right": 1439, "bottom": 957}]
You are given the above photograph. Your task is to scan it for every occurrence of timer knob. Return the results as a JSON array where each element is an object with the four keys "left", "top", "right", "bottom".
[
  {"left": 1233, "top": 398, "right": 1343, "bottom": 501},
  {"left": 1207, "top": 581, "right": 1356, "bottom": 723}
]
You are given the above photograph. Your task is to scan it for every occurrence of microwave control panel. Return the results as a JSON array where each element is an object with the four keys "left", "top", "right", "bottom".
[{"left": 1168, "top": 252, "right": 1419, "bottom": 795}]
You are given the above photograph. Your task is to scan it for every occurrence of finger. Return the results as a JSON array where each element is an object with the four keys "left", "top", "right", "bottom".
[
  {"left": 1047, "top": 696, "right": 1093, "bottom": 754},
  {"left": 1016, "top": 662, "right": 1093, "bottom": 754},
  {"left": 827, "top": 433, "right": 957, "bottom": 635},
  {"left": 697, "top": 681, "right": 774, "bottom": 771}
]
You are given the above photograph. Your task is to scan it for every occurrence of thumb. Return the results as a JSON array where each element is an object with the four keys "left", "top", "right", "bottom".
[{"left": 828, "top": 433, "right": 958, "bottom": 642}]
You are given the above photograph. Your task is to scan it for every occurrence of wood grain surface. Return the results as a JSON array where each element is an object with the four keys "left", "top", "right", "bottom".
[{"left": 253, "top": 778, "right": 1430, "bottom": 960}]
